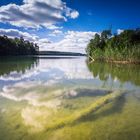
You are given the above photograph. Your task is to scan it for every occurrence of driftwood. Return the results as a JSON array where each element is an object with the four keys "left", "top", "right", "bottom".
[{"left": 88, "top": 55, "right": 95, "bottom": 64}]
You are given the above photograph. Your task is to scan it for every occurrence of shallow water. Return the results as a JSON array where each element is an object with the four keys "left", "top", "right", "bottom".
[{"left": 0, "top": 56, "right": 140, "bottom": 140}]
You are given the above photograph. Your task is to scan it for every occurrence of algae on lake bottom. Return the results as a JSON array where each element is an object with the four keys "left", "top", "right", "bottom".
[
  {"left": 0, "top": 85, "right": 140, "bottom": 140},
  {"left": 0, "top": 57, "right": 140, "bottom": 140}
]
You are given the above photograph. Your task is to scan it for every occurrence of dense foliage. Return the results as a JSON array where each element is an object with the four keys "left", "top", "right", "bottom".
[
  {"left": 0, "top": 35, "right": 39, "bottom": 55},
  {"left": 86, "top": 29, "right": 140, "bottom": 62}
]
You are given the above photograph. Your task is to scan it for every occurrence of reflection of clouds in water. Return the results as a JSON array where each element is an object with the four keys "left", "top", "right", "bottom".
[
  {"left": 0, "top": 81, "right": 62, "bottom": 108},
  {"left": 114, "top": 77, "right": 118, "bottom": 82},
  {"left": 37, "top": 57, "right": 93, "bottom": 79},
  {"left": 0, "top": 69, "right": 39, "bottom": 81},
  {"left": 21, "top": 106, "right": 52, "bottom": 131},
  {"left": 0, "top": 80, "right": 79, "bottom": 132},
  {"left": 0, "top": 81, "right": 64, "bottom": 132},
  {"left": 0, "top": 57, "right": 94, "bottom": 82},
  {"left": 0, "top": 108, "right": 6, "bottom": 113}
]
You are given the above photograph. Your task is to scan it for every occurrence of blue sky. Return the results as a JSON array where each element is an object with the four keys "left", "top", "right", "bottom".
[
  {"left": 0, "top": 0, "right": 140, "bottom": 53},
  {"left": 65, "top": 0, "right": 140, "bottom": 31}
]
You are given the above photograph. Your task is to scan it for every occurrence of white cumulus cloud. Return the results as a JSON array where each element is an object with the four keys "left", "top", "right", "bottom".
[
  {"left": 70, "top": 11, "right": 79, "bottom": 19},
  {"left": 117, "top": 29, "right": 124, "bottom": 35},
  {"left": 0, "top": 0, "right": 79, "bottom": 29},
  {"left": 0, "top": 28, "right": 39, "bottom": 41},
  {"left": 0, "top": 28, "right": 97, "bottom": 53},
  {"left": 0, "top": 28, "right": 51, "bottom": 51},
  {"left": 49, "top": 30, "right": 63, "bottom": 36},
  {"left": 44, "top": 31, "right": 97, "bottom": 53}
]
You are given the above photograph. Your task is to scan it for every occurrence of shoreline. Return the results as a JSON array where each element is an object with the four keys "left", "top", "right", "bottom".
[
  {"left": 88, "top": 57, "right": 140, "bottom": 65},
  {"left": 105, "top": 60, "right": 140, "bottom": 65}
]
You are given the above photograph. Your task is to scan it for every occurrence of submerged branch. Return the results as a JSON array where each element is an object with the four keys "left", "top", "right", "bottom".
[{"left": 46, "top": 91, "right": 126, "bottom": 131}]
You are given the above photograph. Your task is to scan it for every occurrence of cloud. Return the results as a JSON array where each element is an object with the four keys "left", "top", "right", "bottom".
[
  {"left": 44, "top": 31, "right": 97, "bottom": 53},
  {"left": 0, "top": 28, "right": 39, "bottom": 41},
  {"left": 46, "top": 25, "right": 63, "bottom": 30},
  {"left": 117, "top": 29, "right": 124, "bottom": 35},
  {"left": 70, "top": 11, "right": 79, "bottom": 19},
  {"left": 0, "top": 28, "right": 97, "bottom": 53},
  {"left": 0, "top": 28, "right": 52, "bottom": 51},
  {"left": 66, "top": 8, "right": 79, "bottom": 19},
  {"left": 0, "top": 27, "right": 97, "bottom": 54},
  {"left": 49, "top": 30, "right": 63, "bottom": 36},
  {"left": 37, "top": 38, "right": 51, "bottom": 50},
  {"left": 0, "top": 0, "right": 79, "bottom": 29}
]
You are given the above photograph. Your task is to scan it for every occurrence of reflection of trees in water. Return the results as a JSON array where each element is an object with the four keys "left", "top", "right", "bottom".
[
  {"left": 87, "top": 62, "right": 140, "bottom": 86},
  {"left": 0, "top": 57, "right": 38, "bottom": 76}
]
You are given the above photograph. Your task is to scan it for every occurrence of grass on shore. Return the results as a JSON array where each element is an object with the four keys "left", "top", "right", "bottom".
[{"left": 89, "top": 44, "right": 140, "bottom": 63}]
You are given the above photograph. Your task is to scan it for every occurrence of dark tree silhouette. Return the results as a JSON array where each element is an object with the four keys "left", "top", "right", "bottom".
[{"left": 0, "top": 35, "right": 39, "bottom": 56}]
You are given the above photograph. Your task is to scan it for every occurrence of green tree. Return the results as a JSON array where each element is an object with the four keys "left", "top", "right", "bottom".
[{"left": 0, "top": 35, "right": 39, "bottom": 56}]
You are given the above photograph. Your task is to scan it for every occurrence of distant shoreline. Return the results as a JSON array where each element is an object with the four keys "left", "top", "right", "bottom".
[
  {"left": 0, "top": 51, "right": 86, "bottom": 57},
  {"left": 39, "top": 51, "right": 86, "bottom": 56}
]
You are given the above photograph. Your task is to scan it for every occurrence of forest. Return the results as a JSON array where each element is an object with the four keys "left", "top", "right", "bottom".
[
  {"left": 86, "top": 28, "right": 140, "bottom": 63},
  {"left": 0, "top": 35, "right": 39, "bottom": 55}
]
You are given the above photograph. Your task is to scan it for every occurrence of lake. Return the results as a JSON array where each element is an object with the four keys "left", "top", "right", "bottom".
[{"left": 0, "top": 56, "right": 140, "bottom": 140}]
